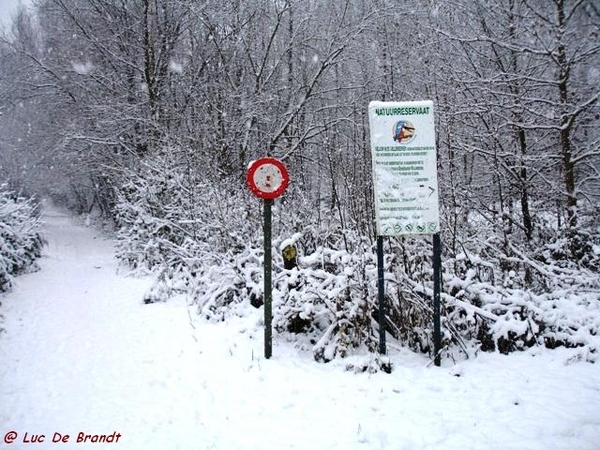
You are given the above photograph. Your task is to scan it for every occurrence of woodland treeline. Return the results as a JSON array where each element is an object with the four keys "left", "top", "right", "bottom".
[{"left": 1, "top": 0, "right": 599, "bottom": 365}]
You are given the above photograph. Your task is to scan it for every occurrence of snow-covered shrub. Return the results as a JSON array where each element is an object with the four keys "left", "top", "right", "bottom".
[
  {"left": 187, "top": 247, "right": 263, "bottom": 320},
  {"left": 113, "top": 150, "right": 393, "bottom": 363},
  {"left": 113, "top": 151, "right": 600, "bottom": 365},
  {"left": 114, "top": 150, "right": 263, "bottom": 303},
  {"left": 273, "top": 243, "right": 378, "bottom": 362},
  {"left": 442, "top": 236, "right": 600, "bottom": 361},
  {"left": 180, "top": 226, "right": 383, "bottom": 363},
  {"left": 0, "top": 186, "right": 44, "bottom": 292},
  {"left": 114, "top": 155, "right": 200, "bottom": 273},
  {"left": 382, "top": 237, "right": 445, "bottom": 355}
]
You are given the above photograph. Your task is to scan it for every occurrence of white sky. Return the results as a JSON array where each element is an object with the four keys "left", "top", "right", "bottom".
[{"left": 0, "top": 0, "right": 29, "bottom": 31}]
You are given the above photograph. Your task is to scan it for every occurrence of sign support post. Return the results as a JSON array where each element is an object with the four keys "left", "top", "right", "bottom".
[
  {"left": 263, "top": 199, "right": 273, "bottom": 359},
  {"left": 247, "top": 157, "right": 290, "bottom": 360},
  {"left": 377, "top": 235, "right": 386, "bottom": 354},
  {"left": 433, "top": 232, "right": 442, "bottom": 366}
]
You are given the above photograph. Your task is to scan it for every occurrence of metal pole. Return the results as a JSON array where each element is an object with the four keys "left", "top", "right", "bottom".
[
  {"left": 377, "top": 235, "right": 386, "bottom": 354},
  {"left": 433, "top": 232, "right": 442, "bottom": 366},
  {"left": 263, "top": 199, "right": 273, "bottom": 359}
]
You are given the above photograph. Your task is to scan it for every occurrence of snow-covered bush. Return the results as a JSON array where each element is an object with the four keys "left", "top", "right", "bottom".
[
  {"left": 0, "top": 186, "right": 44, "bottom": 292},
  {"left": 114, "top": 151, "right": 599, "bottom": 366},
  {"left": 186, "top": 228, "right": 436, "bottom": 366},
  {"left": 115, "top": 154, "right": 200, "bottom": 273},
  {"left": 114, "top": 150, "right": 263, "bottom": 303},
  {"left": 442, "top": 221, "right": 600, "bottom": 362},
  {"left": 274, "top": 242, "right": 378, "bottom": 362}
]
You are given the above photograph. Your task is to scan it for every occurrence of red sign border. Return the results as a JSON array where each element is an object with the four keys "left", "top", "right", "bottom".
[{"left": 246, "top": 157, "right": 290, "bottom": 200}]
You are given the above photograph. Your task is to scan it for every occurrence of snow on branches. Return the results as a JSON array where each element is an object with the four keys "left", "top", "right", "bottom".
[
  {"left": 113, "top": 152, "right": 600, "bottom": 366},
  {"left": 0, "top": 186, "right": 44, "bottom": 292}
]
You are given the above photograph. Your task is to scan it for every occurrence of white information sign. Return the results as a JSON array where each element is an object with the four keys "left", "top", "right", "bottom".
[{"left": 368, "top": 100, "right": 440, "bottom": 236}]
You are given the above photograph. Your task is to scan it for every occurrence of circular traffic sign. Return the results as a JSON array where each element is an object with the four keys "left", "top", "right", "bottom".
[{"left": 246, "top": 157, "right": 289, "bottom": 200}]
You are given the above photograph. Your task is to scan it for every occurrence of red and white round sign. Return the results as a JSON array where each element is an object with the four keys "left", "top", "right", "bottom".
[{"left": 246, "top": 157, "right": 290, "bottom": 200}]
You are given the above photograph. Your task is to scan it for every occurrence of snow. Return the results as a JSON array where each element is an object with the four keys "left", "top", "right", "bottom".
[
  {"left": 1, "top": 208, "right": 600, "bottom": 450},
  {"left": 168, "top": 60, "right": 184, "bottom": 74},
  {"left": 279, "top": 232, "right": 302, "bottom": 251},
  {"left": 71, "top": 61, "right": 94, "bottom": 75}
]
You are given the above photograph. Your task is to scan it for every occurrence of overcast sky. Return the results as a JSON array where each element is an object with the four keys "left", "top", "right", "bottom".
[{"left": 0, "top": 0, "right": 29, "bottom": 31}]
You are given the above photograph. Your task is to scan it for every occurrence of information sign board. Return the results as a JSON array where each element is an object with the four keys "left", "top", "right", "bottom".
[{"left": 368, "top": 100, "right": 440, "bottom": 236}]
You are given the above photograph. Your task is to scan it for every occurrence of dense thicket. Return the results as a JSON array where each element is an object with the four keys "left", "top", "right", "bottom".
[
  {"left": 0, "top": 186, "right": 44, "bottom": 293},
  {"left": 1, "top": 0, "right": 598, "bottom": 364}
]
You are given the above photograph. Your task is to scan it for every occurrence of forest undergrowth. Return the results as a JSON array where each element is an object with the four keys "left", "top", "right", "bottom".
[
  {"left": 0, "top": 185, "right": 44, "bottom": 294},
  {"left": 113, "top": 154, "right": 600, "bottom": 368}
]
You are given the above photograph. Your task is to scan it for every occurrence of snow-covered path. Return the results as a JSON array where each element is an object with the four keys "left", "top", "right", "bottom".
[
  {"left": 1, "top": 209, "right": 600, "bottom": 450},
  {"left": 1, "top": 209, "right": 211, "bottom": 448}
]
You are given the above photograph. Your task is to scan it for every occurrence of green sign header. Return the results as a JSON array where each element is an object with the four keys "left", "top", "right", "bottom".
[{"left": 374, "top": 106, "right": 431, "bottom": 116}]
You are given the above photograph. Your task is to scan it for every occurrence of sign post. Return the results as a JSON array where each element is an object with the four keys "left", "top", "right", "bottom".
[
  {"left": 247, "top": 157, "right": 290, "bottom": 359},
  {"left": 263, "top": 198, "right": 273, "bottom": 358},
  {"left": 368, "top": 100, "right": 442, "bottom": 365},
  {"left": 377, "top": 235, "right": 386, "bottom": 354},
  {"left": 433, "top": 233, "right": 442, "bottom": 366}
]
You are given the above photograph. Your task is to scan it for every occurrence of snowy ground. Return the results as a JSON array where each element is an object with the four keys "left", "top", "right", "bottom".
[{"left": 1, "top": 208, "right": 599, "bottom": 450}]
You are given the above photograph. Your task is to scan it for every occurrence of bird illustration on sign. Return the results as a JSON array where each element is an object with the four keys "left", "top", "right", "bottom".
[{"left": 392, "top": 120, "right": 416, "bottom": 144}]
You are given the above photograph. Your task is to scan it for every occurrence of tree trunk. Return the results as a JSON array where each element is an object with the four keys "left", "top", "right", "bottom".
[{"left": 556, "top": 0, "right": 577, "bottom": 229}]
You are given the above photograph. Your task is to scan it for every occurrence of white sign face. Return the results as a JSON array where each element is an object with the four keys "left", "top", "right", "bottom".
[
  {"left": 246, "top": 157, "right": 290, "bottom": 200},
  {"left": 253, "top": 163, "right": 285, "bottom": 193},
  {"left": 368, "top": 100, "right": 440, "bottom": 236}
]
